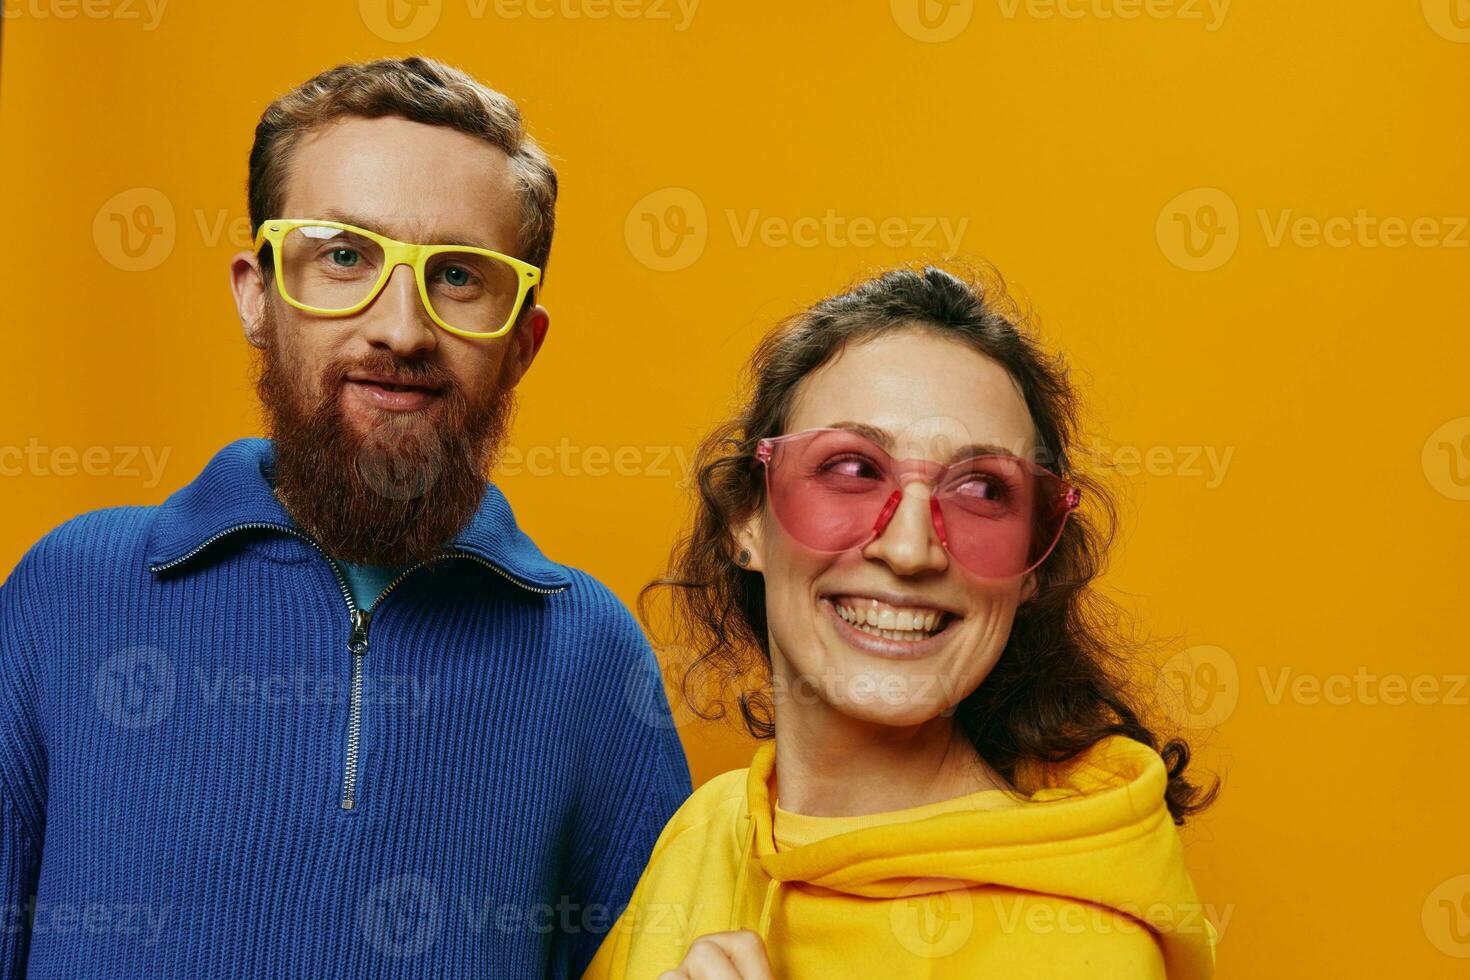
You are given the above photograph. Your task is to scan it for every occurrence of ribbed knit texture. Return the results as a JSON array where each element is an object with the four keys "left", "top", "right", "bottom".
[{"left": 0, "top": 438, "right": 691, "bottom": 979}]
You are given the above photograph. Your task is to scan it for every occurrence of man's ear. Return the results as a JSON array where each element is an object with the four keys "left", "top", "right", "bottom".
[
  {"left": 527, "top": 303, "right": 550, "bottom": 359},
  {"left": 501, "top": 303, "right": 550, "bottom": 388},
  {"left": 230, "top": 249, "right": 270, "bottom": 348},
  {"left": 731, "top": 509, "right": 766, "bottom": 572}
]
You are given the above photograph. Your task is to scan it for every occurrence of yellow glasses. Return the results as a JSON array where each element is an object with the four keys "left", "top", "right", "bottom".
[{"left": 252, "top": 218, "right": 541, "bottom": 340}]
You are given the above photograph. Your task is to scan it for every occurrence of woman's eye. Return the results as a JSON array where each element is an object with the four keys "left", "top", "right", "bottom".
[
  {"left": 820, "top": 455, "right": 883, "bottom": 480},
  {"left": 956, "top": 476, "right": 1006, "bottom": 500}
]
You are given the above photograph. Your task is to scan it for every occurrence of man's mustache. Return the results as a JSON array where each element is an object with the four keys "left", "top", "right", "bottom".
[{"left": 330, "top": 356, "right": 456, "bottom": 396}]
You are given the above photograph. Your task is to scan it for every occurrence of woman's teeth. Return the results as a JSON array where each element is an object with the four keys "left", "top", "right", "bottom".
[{"left": 832, "top": 598, "right": 948, "bottom": 641}]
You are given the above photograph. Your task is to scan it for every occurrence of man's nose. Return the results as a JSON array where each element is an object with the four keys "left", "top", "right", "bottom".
[
  {"left": 358, "top": 264, "right": 438, "bottom": 356},
  {"left": 862, "top": 483, "right": 950, "bottom": 576}
]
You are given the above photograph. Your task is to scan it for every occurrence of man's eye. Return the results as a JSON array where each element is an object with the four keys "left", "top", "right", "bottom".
[
  {"left": 439, "top": 266, "right": 475, "bottom": 287},
  {"left": 328, "top": 248, "right": 360, "bottom": 267}
]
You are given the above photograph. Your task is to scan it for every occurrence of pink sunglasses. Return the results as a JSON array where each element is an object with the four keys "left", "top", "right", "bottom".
[{"left": 755, "top": 427, "right": 1080, "bottom": 579}]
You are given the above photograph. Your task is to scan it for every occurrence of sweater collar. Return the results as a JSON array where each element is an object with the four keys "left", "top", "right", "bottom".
[{"left": 144, "top": 438, "right": 570, "bottom": 592}]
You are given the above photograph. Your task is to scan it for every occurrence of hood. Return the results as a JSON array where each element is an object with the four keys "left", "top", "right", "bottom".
[{"left": 734, "top": 734, "right": 1216, "bottom": 978}]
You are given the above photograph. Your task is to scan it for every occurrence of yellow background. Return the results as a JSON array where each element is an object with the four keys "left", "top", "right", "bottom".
[{"left": 3, "top": 1, "right": 1469, "bottom": 975}]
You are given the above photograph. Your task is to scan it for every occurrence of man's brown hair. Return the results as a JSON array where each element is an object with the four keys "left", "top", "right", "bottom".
[{"left": 247, "top": 56, "right": 558, "bottom": 273}]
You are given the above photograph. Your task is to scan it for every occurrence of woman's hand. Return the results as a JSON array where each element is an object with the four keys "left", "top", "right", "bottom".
[{"left": 657, "top": 929, "right": 775, "bottom": 980}]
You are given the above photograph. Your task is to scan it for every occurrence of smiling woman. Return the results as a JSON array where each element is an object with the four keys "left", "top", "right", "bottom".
[{"left": 583, "top": 264, "right": 1220, "bottom": 980}]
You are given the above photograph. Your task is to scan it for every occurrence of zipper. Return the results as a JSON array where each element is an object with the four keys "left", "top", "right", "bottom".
[
  {"left": 149, "top": 522, "right": 568, "bottom": 596},
  {"left": 456, "top": 552, "right": 568, "bottom": 595},
  {"left": 342, "top": 606, "right": 370, "bottom": 811},
  {"left": 150, "top": 522, "right": 569, "bottom": 812},
  {"left": 149, "top": 521, "right": 316, "bottom": 574},
  {"left": 336, "top": 551, "right": 451, "bottom": 811}
]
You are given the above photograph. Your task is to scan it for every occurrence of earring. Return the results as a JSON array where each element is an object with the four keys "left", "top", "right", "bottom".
[{"left": 736, "top": 548, "right": 751, "bottom": 567}]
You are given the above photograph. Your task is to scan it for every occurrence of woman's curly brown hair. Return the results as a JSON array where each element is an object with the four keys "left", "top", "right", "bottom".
[{"left": 642, "top": 264, "right": 1217, "bottom": 825}]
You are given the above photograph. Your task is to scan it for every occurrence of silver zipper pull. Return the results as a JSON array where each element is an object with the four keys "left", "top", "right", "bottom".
[{"left": 349, "top": 608, "right": 372, "bottom": 655}]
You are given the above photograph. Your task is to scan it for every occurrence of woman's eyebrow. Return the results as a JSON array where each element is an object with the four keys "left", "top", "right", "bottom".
[
  {"left": 827, "top": 421, "right": 1019, "bottom": 461},
  {"left": 949, "top": 443, "right": 1021, "bottom": 460},
  {"left": 828, "top": 420, "right": 893, "bottom": 448}
]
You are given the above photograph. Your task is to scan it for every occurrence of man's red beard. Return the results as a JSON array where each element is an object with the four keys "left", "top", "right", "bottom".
[{"left": 253, "top": 301, "right": 517, "bottom": 567}]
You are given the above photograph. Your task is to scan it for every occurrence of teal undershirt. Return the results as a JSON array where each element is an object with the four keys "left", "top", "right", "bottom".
[
  {"left": 268, "top": 486, "right": 406, "bottom": 611},
  {"left": 332, "top": 559, "right": 406, "bottom": 611}
]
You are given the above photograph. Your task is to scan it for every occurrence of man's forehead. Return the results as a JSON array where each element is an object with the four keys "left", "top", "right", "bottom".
[
  {"left": 279, "top": 115, "right": 522, "bottom": 250},
  {"left": 302, "top": 207, "right": 506, "bottom": 252}
]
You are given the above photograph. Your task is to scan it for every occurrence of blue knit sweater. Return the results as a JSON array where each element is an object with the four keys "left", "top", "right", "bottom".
[{"left": 0, "top": 438, "right": 692, "bottom": 979}]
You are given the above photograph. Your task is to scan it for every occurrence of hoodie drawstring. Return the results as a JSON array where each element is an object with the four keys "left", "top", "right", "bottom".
[
  {"left": 731, "top": 813, "right": 782, "bottom": 941},
  {"left": 729, "top": 814, "right": 755, "bottom": 931},
  {"left": 754, "top": 877, "right": 780, "bottom": 940}
]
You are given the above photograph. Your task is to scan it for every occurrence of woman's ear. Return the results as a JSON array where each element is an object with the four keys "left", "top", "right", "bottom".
[
  {"left": 1019, "top": 570, "right": 1039, "bottom": 604},
  {"left": 731, "top": 511, "right": 765, "bottom": 572}
]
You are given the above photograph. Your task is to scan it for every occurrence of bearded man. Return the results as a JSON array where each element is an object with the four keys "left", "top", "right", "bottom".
[{"left": 0, "top": 56, "right": 689, "bottom": 980}]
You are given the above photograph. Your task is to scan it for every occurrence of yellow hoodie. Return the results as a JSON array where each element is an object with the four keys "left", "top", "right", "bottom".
[{"left": 584, "top": 734, "right": 1217, "bottom": 979}]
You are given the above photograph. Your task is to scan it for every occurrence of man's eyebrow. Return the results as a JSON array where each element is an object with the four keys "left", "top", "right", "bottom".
[
  {"left": 438, "top": 232, "right": 497, "bottom": 250},
  {"left": 827, "top": 420, "right": 1020, "bottom": 461},
  {"left": 314, "top": 209, "right": 495, "bottom": 251},
  {"left": 315, "top": 209, "right": 383, "bottom": 234}
]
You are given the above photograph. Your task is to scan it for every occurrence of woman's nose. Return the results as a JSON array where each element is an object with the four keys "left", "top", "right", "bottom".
[{"left": 862, "top": 483, "right": 950, "bottom": 576}]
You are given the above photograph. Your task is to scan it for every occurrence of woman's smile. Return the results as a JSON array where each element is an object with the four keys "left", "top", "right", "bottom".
[{"left": 818, "top": 592, "right": 962, "bottom": 659}]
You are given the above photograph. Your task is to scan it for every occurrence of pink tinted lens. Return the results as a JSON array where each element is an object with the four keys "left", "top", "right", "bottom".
[
  {"left": 763, "top": 429, "right": 899, "bottom": 553},
  {"left": 762, "top": 430, "right": 1077, "bottom": 579},
  {"left": 933, "top": 455, "right": 1071, "bottom": 578}
]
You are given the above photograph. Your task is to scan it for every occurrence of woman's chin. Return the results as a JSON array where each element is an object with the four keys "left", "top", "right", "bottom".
[{"left": 796, "top": 663, "right": 965, "bottom": 729}]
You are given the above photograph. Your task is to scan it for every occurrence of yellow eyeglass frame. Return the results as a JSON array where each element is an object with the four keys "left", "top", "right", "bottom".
[{"left": 252, "top": 218, "right": 542, "bottom": 340}]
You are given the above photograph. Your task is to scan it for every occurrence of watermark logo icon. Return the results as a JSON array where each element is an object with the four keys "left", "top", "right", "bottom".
[
  {"left": 625, "top": 188, "right": 707, "bottom": 271},
  {"left": 360, "top": 874, "right": 442, "bottom": 958},
  {"left": 890, "top": 878, "right": 973, "bottom": 958},
  {"left": 1422, "top": 416, "right": 1470, "bottom": 500},
  {"left": 1157, "top": 645, "right": 1238, "bottom": 728},
  {"left": 95, "top": 646, "right": 175, "bottom": 730},
  {"left": 93, "top": 188, "right": 176, "bottom": 272},
  {"left": 1423, "top": 874, "right": 1470, "bottom": 957},
  {"left": 622, "top": 656, "right": 683, "bottom": 732},
  {"left": 356, "top": 429, "right": 445, "bottom": 501},
  {"left": 360, "top": 0, "right": 442, "bottom": 41},
  {"left": 1156, "top": 187, "right": 1239, "bottom": 271},
  {"left": 1423, "top": 0, "right": 1470, "bottom": 41},
  {"left": 891, "top": 0, "right": 974, "bottom": 41}
]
